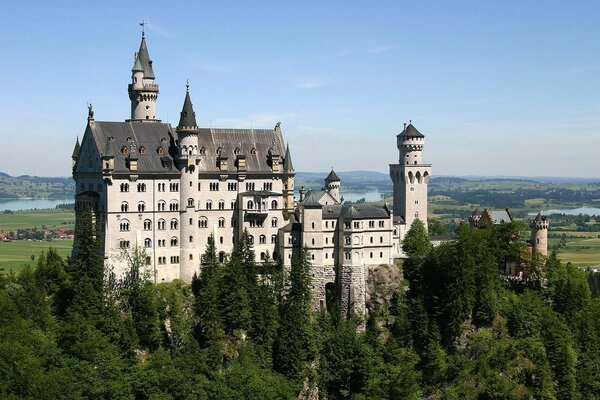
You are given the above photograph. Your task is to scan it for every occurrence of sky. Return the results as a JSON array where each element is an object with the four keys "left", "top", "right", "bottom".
[{"left": 1, "top": 1, "right": 599, "bottom": 178}]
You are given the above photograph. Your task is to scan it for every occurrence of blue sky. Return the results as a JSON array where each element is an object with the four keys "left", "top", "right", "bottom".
[{"left": 1, "top": 1, "right": 599, "bottom": 177}]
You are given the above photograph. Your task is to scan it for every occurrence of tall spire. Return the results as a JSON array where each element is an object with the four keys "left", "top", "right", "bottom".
[
  {"left": 177, "top": 82, "right": 198, "bottom": 131},
  {"left": 128, "top": 30, "right": 159, "bottom": 122},
  {"left": 283, "top": 143, "right": 294, "bottom": 172},
  {"left": 136, "top": 34, "right": 155, "bottom": 79}
]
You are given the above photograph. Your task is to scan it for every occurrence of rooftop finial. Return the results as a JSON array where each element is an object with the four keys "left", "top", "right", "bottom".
[
  {"left": 186, "top": 79, "right": 189, "bottom": 93},
  {"left": 139, "top": 20, "right": 146, "bottom": 38},
  {"left": 409, "top": 119, "right": 412, "bottom": 124}
]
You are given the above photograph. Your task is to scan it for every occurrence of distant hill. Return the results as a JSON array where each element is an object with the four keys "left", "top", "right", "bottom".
[
  {"left": 295, "top": 171, "right": 391, "bottom": 191},
  {"left": 0, "top": 172, "right": 74, "bottom": 199}
]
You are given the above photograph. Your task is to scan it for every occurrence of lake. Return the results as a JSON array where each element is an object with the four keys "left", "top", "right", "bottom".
[
  {"left": 343, "top": 191, "right": 389, "bottom": 202},
  {"left": 0, "top": 198, "right": 73, "bottom": 212},
  {"left": 528, "top": 207, "right": 600, "bottom": 216}
]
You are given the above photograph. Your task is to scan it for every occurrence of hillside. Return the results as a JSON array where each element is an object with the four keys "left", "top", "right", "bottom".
[{"left": 0, "top": 173, "right": 74, "bottom": 199}]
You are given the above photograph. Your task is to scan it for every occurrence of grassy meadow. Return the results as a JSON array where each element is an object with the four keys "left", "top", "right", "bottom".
[{"left": 0, "top": 209, "right": 74, "bottom": 273}]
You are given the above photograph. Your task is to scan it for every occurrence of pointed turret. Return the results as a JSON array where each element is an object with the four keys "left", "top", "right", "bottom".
[
  {"left": 136, "top": 34, "right": 155, "bottom": 79},
  {"left": 128, "top": 32, "right": 159, "bottom": 122},
  {"left": 325, "top": 168, "right": 341, "bottom": 203},
  {"left": 283, "top": 143, "right": 294, "bottom": 172},
  {"left": 177, "top": 83, "right": 198, "bottom": 131},
  {"left": 71, "top": 137, "right": 80, "bottom": 168}
]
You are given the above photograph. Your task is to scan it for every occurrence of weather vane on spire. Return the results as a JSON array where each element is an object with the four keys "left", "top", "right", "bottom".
[{"left": 139, "top": 20, "right": 146, "bottom": 38}]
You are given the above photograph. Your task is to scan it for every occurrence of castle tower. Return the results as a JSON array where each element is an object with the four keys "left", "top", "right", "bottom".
[
  {"left": 127, "top": 31, "right": 160, "bottom": 122},
  {"left": 282, "top": 143, "right": 296, "bottom": 217},
  {"left": 175, "top": 83, "right": 200, "bottom": 281},
  {"left": 325, "top": 169, "right": 341, "bottom": 203},
  {"left": 530, "top": 213, "right": 549, "bottom": 256},
  {"left": 71, "top": 137, "right": 80, "bottom": 168},
  {"left": 389, "top": 122, "right": 432, "bottom": 231}
]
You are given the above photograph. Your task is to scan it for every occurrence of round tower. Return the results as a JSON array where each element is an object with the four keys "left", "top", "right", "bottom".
[
  {"left": 176, "top": 83, "right": 200, "bottom": 282},
  {"left": 530, "top": 213, "right": 549, "bottom": 256},
  {"left": 389, "top": 121, "right": 431, "bottom": 230},
  {"left": 325, "top": 169, "right": 341, "bottom": 203},
  {"left": 128, "top": 31, "right": 160, "bottom": 122},
  {"left": 397, "top": 121, "right": 424, "bottom": 165}
]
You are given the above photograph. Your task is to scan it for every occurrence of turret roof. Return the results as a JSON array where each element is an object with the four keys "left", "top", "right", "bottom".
[
  {"left": 283, "top": 143, "right": 294, "bottom": 171},
  {"left": 71, "top": 137, "right": 80, "bottom": 158},
  {"left": 325, "top": 169, "right": 340, "bottom": 182},
  {"left": 102, "top": 140, "right": 114, "bottom": 158},
  {"left": 132, "top": 56, "right": 144, "bottom": 73},
  {"left": 177, "top": 85, "right": 198, "bottom": 130},
  {"left": 398, "top": 122, "right": 424, "bottom": 138},
  {"left": 136, "top": 35, "right": 155, "bottom": 79}
]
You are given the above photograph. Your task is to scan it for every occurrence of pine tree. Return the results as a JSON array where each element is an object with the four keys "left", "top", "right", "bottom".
[{"left": 274, "top": 247, "right": 315, "bottom": 381}]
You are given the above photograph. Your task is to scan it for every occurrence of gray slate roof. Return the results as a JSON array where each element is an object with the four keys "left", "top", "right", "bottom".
[
  {"left": 84, "top": 120, "right": 291, "bottom": 175},
  {"left": 283, "top": 144, "right": 294, "bottom": 171},
  {"left": 197, "top": 128, "right": 286, "bottom": 173},
  {"left": 72, "top": 138, "right": 80, "bottom": 158},
  {"left": 398, "top": 122, "right": 424, "bottom": 138},
  {"left": 177, "top": 88, "right": 198, "bottom": 130},
  {"left": 325, "top": 169, "right": 340, "bottom": 182},
  {"left": 90, "top": 121, "right": 177, "bottom": 174},
  {"left": 487, "top": 209, "right": 512, "bottom": 224},
  {"left": 321, "top": 203, "right": 390, "bottom": 220},
  {"left": 136, "top": 36, "right": 155, "bottom": 79}
]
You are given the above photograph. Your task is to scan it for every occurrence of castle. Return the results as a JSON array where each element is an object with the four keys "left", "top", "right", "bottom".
[{"left": 71, "top": 32, "right": 433, "bottom": 315}]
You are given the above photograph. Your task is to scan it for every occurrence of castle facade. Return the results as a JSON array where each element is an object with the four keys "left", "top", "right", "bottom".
[{"left": 72, "top": 33, "right": 432, "bottom": 315}]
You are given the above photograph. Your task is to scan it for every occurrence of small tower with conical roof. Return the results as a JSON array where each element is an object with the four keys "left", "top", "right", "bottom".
[
  {"left": 282, "top": 143, "right": 296, "bottom": 216},
  {"left": 530, "top": 213, "right": 549, "bottom": 256},
  {"left": 389, "top": 121, "right": 432, "bottom": 231},
  {"left": 325, "top": 169, "right": 341, "bottom": 203},
  {"left": 128, "top": 31, "right": 160, "bottom": 122},
  {"left": 71, "top": 137, "right": 80, "bottom": 168},
  {"left": 175, "top": 83, "right": 200, "bottom": 281}
]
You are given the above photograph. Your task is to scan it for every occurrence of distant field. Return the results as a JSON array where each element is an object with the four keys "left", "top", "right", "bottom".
[
  {"left": 0, "top": 239, "right": 73, "bottom": 273},
  {"left": 0, "top": 209, "right": 75, "bottom": 273},
  {"left": 0, "top": 209, "right": 74, "bottom": 232},
  {"left": 549, "top": 235, "right": 600, "bottom": 267}
]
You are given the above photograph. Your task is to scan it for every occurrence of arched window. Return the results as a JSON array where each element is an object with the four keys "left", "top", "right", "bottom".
[
  {"left": 198, "top": 217, "right": 208, "bottom": 228},
  {"left": 170, "top": 237, "right": 178, "bottom": 246},
  {"left": 143, "top": 219, "right": 152, "bottom": 230},
  {"left": 120, "top": 202, "right": 129, "bottom": 212},
  {"left": 137, "top": 183, "right": 146, "bottom": 192},
  {"left": 187, "top": 198, "right": 194, "bottom": 207},
  {"left": 119, "top": 220, "right": 130, "bottom": 231},
  {"left": 120, "top": 183, "right": 129, "bottom": 192},
  {"left": 169, "top": 201, "right": 179, "bottom": 211},
  {"left": 138, "top": 202, "right": 145, "bottom": 212},
  {"left": 271, "top": 200, "right": 278, "bottom": 209},
  {"left": 271, "top": 234, "right": 277, "bottom": 244},
  {"left": 206, "top": 201, "right": 212, "bottom": 210},
  {"left": 200, "top": 147, "right": 206, "bottom": 156},
  {"left": 271, "top": 217, "right": 278, "bottom": 228},
  {"left": 247, "top": 200, "right": 254, "bottom": 209},
  {"left": 218, "top": 200, "right": 225, "bottom": 210},
  {"left": 144, "top": 238, "right": 151, "bottom": 248},
  {"left": 248, "top": 235, "right": 254, "bottom": 245},
  {"left": 157, "top": 201, "right": 166, "bottom": 211},
  {"left": 170, "top": 219, "right": 178, "bottom": 230},
  {"left": 158, "top": 219, "right": 166, "bottom": 230},
  {"left": 259, "top": 235, "right": 266, "bottom": 244},
  {"left": 218, "top": 218, "right": 225, "bottom": 228}
]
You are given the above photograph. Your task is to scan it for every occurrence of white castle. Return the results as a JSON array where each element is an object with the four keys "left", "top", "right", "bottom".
[{"left": 71, "top": 33, "right": 432, "bottom": 315}]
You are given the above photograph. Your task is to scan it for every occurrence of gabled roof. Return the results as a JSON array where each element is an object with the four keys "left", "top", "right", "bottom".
[
  {"left": 398, "top": 122, "right": 424, "bottom": 138},
  {"left": 136, "top": 36, "right": 155, "bottom": 79},
  {"left": 321, "top": 203, "right": 390, "bottom": 219},
  {"left": 81, "top": 120, "right": 179, "bottom": 174},
  {"left": 325, "top": 169, "right": 340, "bottom": 182},
  {"left": 283, "top": 143, "right": 294, "bottom": 171},
  {"left": 483, "top": 209, "right": 512, "bottom": 225}
]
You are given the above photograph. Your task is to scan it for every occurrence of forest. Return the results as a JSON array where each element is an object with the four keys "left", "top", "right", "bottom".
[{"left": 2, "top": 210, "right": 600, "bottom": 399}]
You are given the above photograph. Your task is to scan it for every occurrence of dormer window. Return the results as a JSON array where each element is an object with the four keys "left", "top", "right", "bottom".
[
  {"left": 250, "top": 148, "right": 257, "bottom": 155},
  {"left": 121, "top": 146, "right": 129, "bottom": 155},
  {"left": 139, "top": 146, "right": 147, "bottom": 154},
  {"left": 157, "top": 147, "right": 164, "bottom": 155},
  {"left": 200, "top": 147, "right": 206, "bottom": 156},
  {"left": 234, "top": 147, "right": 241, "bottom": 156},
  {"left": 126, "top": 137, "right": 133, "bottom": 144},
  {"left": 216, "top": 147, "right": 222, "bottom": 156}
]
